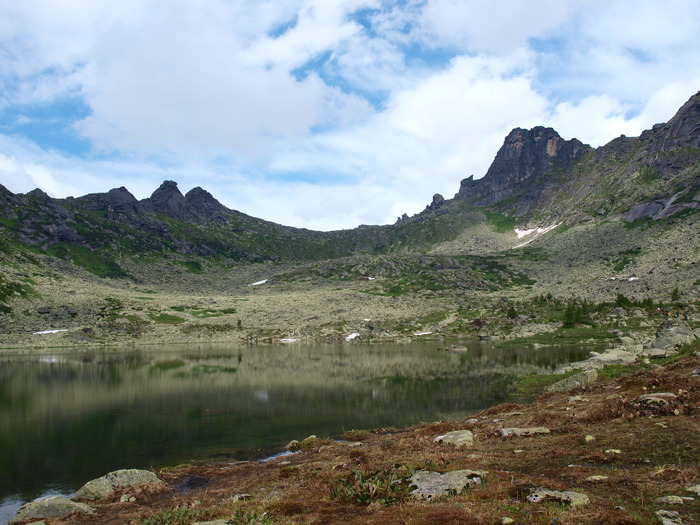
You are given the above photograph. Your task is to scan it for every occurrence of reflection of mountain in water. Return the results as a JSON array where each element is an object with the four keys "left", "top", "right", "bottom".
[{"left": 0, "top": 342, "right": 590, "bottom": 504}]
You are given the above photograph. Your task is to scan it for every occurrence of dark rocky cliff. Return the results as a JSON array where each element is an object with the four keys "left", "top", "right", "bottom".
[{"left": 454, "top": 127, "right": 591, "bottom": 205}]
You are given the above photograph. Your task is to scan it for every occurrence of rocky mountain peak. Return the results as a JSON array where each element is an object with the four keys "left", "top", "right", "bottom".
[
  {"left": 184, "top": 187, "right": 226, "bottom": 220},
  {"left": 77, "top": 186, "right": 139, "bottom": 213},
  {"left": 454, "top": 126, "right": 591, "bottom": 205},
  {"left": 144, "top": 180, "right": 198, "bottom": 222},
  {"left": 640, "top": 90, "right": 700, "bottom": 171}
]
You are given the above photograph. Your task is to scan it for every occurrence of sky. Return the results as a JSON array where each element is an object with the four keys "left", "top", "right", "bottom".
[{"left": 1, "top": 0, "right": 699, "bottom": 231}]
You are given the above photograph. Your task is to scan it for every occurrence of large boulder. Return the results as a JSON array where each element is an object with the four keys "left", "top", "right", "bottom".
[
  {"left": 410, "top": 469, "right": 486, "bottom": 500},
  {"left": 10, "top": 496, "right": 94, "bottom": 523},
  {"left": 74, "top": 469, "right": 162, "bottom": 501},
  {"left": 646, "top": 319, "right": 697, "bottom": 353}
]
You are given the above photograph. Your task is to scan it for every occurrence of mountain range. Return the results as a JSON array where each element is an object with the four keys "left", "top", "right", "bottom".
[{"left": 0, "top": 90, "right": 698, "bottom": 346}]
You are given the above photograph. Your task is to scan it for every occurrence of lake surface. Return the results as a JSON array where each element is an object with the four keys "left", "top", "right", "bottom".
[{"left": 0, "top": 341, "right": 591, "bottom": 521}]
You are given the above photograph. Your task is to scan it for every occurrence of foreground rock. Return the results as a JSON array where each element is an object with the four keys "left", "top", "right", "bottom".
[
  {"left": 500, "top": 427, "right": 550, "bottom": 437},
  {"left": 410, "top": 469, "right": 486, "bottom": 500},
  {"left": 75, "top": 468, "right": 162, "bottom": 500},
  {"left": 433, "top": 430, "right": 474, "bottom": 448},
  {"left": 10, "top": 496, "right": 94, "bottom": 524},
  {"left": 526, "top": 488, "right": 590, "bottom": 508}
]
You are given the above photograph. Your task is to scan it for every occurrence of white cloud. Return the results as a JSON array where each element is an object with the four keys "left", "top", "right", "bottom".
[
  {"left": 419, "top": 0, "right": 576, "bottom": 53},
  {"left": 0, "top": 0, "right": 698, "bottom": 230}
]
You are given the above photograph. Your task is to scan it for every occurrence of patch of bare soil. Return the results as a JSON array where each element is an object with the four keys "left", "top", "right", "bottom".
[{"left": 37, "top": 349, "right": 700, "bottom": 525}]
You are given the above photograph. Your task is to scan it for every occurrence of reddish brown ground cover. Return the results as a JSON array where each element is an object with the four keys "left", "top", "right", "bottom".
[{"left": 35, "top": 348, "right": 700, "bottom": 525}]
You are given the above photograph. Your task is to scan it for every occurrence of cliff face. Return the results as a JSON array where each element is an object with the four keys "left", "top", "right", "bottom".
[{"left": 454, "top": 127, "right": 591, "bottom": 205}]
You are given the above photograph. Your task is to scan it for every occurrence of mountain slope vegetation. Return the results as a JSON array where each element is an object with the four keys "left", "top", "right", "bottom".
[{"left": 1, "top": 91, "right": 698, "bottom": 347}]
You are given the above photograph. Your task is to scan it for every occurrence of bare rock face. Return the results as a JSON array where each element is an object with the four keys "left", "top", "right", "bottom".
[
  {"left": 643, "top": 90, "right": 700, "bottom": 155},
  {"left": 185, "top": 187, "right": 228, "bottom": 222},
  {"left": 76, "top": 186, "right": 140, "bottom": 213},
  {"left": 455, "top": 127, "right": 590, "bottom": 205},
  {"left": 144, "top": 180, "right": 199, "bottom": 222}
]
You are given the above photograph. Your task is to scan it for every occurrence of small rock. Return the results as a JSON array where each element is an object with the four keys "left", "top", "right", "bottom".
[
  {"left": 434, "top": 430, "right": 475, "bottom": 448},
  {"left": 605, "top": 449, "right": 622, "bottom": 455},
  {"left": 585, "top": 475, "right": 608, "bottom": 482},
  {"left": 119, "top": 494, "right": 136, "bottom": 503},
  {"left": 638, "top": 392, "right": 677, "bottom": 403},
  {"left": 657, "top": 495, "right": 684, "bottom": 505},
  {"left": 655, "top": 509, "right": 686, "bottom": 525},
  {"left": 584, "top": 435, "right": 596, "bottom": 443},
  {"left": 501, "top": 518, "right": 515, "bottom": 524},
  {"left": 10, "top": 496, "right": 94, "bottom": 524},
  {"left": 513, "top": 449, "right": 524, "bottom": 454},
  {"left": 75, "top": 469, "right": 161, "bottom": 501},
  {"left": 526, "top": 488, "right": 590, "bottom": 507},
  {"left": 686, "top": 484, "right": 700, "bottom": 495},
  {"left": 410, "top": 469, "right": 486, "bottom": 500},
  {"left": 232, "top": 494, "right": 252, "bottom": 502},
  {"left": 500, "top": 427, "right": 550, "bottom": 437}
]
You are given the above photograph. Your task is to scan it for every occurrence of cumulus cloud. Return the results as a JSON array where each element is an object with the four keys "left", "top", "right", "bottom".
[{"left": 0, "top": 0, "right": 699, "bottom": 229}]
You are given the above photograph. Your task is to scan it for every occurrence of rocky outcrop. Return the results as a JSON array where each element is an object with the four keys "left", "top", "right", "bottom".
[
  {"left": 454, "top": 127, "right": 590, "bottom": 205},
  {"left": 642, "top": 91, "right": 700, "bottom": 158},
  {"left": 185, "top": 187, "right": 228, "bottom": 223},
  {"left": 76, "top": 186, "right": 141, "bottom": 214},
  {"left": 425, "top": 193, "right": 445, "bottom": 211},
  {"left": 75, "top": 468, "right": 162, "bottom": 501},
  {"left": 143, "top": 180, "right": 200, "bottom": 222}
]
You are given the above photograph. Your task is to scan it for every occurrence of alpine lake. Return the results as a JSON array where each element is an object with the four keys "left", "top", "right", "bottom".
[{"left": 0, "top": 340, "right": 594, "bottom": 522}]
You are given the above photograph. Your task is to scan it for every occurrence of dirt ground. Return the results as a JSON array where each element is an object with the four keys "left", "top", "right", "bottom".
[{"left": 29, "top": 346, "right": 700, "bottom": 525}]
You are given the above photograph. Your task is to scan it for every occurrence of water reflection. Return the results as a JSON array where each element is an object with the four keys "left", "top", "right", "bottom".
[{"left": 0, "top": 341, "right": 590, "bottom": 518}]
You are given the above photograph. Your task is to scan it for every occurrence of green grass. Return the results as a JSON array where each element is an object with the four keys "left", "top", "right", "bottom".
[
  {"left": 45, "top": 244, "right": 128, "bottom": 278},
  {"left": 509, "top": 369, "right": 580, "bottom": 397},
  {"left": 483, "top": 210, "right": 516, "bottom": 233},
  {"left": 177, "top": 260, "right": 204, "bottom": 274},
  {"left": 148, "top": 313, "right": 186, "bottom": 324}
]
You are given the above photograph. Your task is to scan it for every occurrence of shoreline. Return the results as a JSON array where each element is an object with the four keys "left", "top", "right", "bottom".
[{"left": 9, "top": 339, "right": 700, "bottom": 524}]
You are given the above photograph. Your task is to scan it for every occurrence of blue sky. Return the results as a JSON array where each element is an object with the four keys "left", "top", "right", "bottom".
[{"left": 1, "top": 0, "right": 699, "bottom": 230}]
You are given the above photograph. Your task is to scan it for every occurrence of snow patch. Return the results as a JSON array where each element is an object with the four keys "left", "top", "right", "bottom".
[
  {"left": 345, "top": 332, "right": 361, "bottom": 342},
  {"left": 515, "top": 228, "right": 537, "bottom": 239},
  {"left": 514, "top": 223, "right": 561, "bottom": 248},
  {"left": 414, "top": 331, "right": 433, "bottom": 336},
  {"left": 249, "top": 279, "right": 268, "bottom": 286},
  {"left": 280, "top": 338, "right": 299, "bottom": 343},
  {"left": 33, "top": 329, "right": 68, "bottom": 335}
]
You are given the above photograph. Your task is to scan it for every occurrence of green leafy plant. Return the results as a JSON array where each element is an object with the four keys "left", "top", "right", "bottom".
[{"left": 330, "top": 466, "right": 416, "bottom": 506}]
